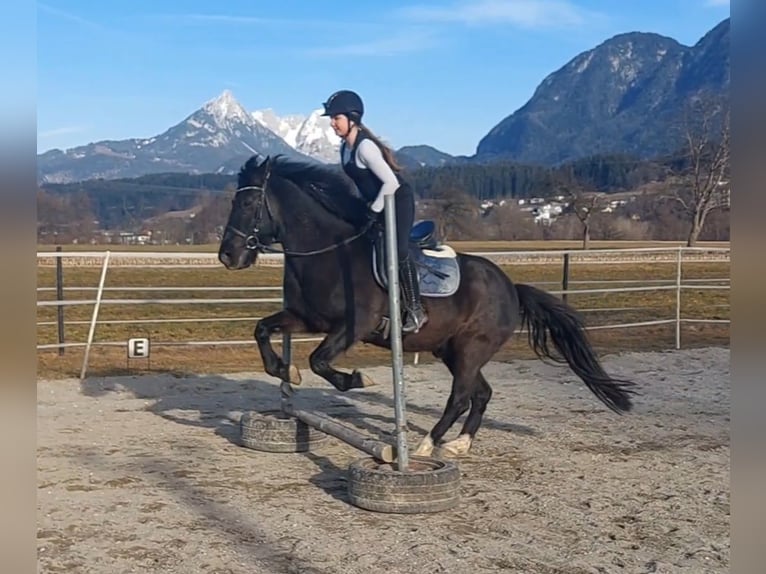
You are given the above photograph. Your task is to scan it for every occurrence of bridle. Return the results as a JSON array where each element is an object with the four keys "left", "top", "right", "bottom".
[{"left": 224, "top": 178, "right": 374, "bottom": 258}]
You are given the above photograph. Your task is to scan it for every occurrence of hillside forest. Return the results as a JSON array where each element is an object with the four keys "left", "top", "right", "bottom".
[{"left": 38, "top": 101, "right": 730, "bottom": 248}]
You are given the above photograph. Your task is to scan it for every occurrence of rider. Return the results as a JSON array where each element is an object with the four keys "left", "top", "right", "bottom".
[{"left": 321, "top": 89, "right": 428, "bottom": 333}]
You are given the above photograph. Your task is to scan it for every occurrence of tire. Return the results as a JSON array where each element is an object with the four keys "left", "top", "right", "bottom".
[
  {"left": 347, "top": 456, "right": 461, "bottom": 514},
  {"left": 239, "top": 410, "right": 328, "bottom": 453}
]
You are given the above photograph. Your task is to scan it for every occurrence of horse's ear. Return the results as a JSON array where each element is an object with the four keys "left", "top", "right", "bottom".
[{"left": 262, "top": 155, "right": 275, "bottom": 182}]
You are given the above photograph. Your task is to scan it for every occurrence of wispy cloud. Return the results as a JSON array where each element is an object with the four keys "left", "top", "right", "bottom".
[
  {"left": 705, "top": 0, "right": 729, "bottom": 7},
  {"left": 158, "top": 12, "right": 375, "bottom": 31},
  {"left": 396, "top": 0, "right": 604, "bottom": 29},
  {"left": 38, "top": 126, "right": 87, "bottom": 139},
  {"left": 37, "top": 2, "right": 107, "bottom": 31},
  {"left": 303, "top": 29, "right": 439, "bottom": 57}
]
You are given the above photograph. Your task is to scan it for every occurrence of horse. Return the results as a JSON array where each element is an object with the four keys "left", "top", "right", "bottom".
[{"left": 217, "top": 154, "right": 637, "bottom": 458}]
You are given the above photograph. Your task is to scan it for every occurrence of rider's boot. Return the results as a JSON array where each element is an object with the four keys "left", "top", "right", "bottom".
[{"left": 399, "top": 255, "right": 428, "bottom": 333}]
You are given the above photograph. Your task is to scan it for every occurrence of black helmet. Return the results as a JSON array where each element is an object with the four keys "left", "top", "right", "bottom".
[{"left": 321, "top": 90, "right": 364, "bottom": 123}]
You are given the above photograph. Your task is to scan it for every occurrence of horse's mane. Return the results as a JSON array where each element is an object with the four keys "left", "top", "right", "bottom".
[{"left": 239, "top": 154, "right": 368, "bottom": 225}]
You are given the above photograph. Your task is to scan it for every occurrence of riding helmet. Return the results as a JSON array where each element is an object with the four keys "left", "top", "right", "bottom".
[{"left": 321, "top": 90, "right": 364, "bottom": 123}]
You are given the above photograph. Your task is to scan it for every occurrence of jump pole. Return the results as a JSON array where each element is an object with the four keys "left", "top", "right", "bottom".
[
  {"left": 278, "top": 312, "right": 397, "bottom": 464},
  {"left": 280, "top": 390, "right": 395, "bottom": 463}
]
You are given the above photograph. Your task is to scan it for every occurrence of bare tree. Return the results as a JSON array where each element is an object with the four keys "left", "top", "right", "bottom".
[
  {"left": 420, "top": 187, "right": 477, "bottom": 241},
  {"left": 482, "top": 202, "right": 543, "bottom": 241},
  {"left": 561, "top": 186, "right": 610, "bottom": 249},
  {"left": 672, "top": 95, "right": 730, "bottom": 247}
]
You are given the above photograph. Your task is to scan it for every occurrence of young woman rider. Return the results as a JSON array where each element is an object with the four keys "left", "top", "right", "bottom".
[{"left": 321, "top": 89, "right": 428, "bottom": 333}]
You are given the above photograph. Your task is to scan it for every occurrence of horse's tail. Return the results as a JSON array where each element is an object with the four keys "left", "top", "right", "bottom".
[{"left": 515, "top": 283, "right": 637, "bottom": 413}]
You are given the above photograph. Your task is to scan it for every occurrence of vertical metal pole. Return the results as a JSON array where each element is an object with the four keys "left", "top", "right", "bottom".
[
  {"left": 80, "top": 250, "right": 111, "bottom": 380},
  {"left": 282, "top": 333, "right": 292, "bottom": 372},
  {"left": 382, "top": 194, "right": 409, "bottom": 471},
  {"left": 56, "top": 246, "right": 65, "bottom": 355},
  {"left": 675, "top": 247, "right": 682, "bottom": 350},
  {"left": 562, "top": 252, "right": 570, "bottom": 304},
  {"left": 279, "top": 280, "right": 292, "bottom": 413},
  {"left": 280, "top": 332, "right": 293, "bottom": 413}
]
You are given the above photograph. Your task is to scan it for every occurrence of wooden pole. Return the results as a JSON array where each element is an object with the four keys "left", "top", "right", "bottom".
[{"left": 282, "top": 402, "right": 395, "bottom": 463}]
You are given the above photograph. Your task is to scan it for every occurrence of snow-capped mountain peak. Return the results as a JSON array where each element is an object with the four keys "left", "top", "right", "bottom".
[
  {"left": 200, "top": 89, "right": 255, "bottom": 128},
  {"left": 252, "top": 107, "right": 341, "bottom": 163},
  {"left": 251, "top": 108, "right": 305, "bottom": 148},
  {"left": 295, "top": 109, "right": 341, "bottom": 157}
]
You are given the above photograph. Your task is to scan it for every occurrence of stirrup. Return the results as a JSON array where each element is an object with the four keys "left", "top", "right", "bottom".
[{"left": 402, "top": 308, "right": 428, "bottom": 334}]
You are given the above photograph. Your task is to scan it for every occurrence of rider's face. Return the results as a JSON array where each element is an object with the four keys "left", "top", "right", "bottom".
[{"left": 330, "top": 114, "right": 352, "bottom": 138}]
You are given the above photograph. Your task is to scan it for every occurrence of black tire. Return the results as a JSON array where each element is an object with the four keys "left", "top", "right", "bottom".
[
  {"left": 347, "top": 456, "right": 461, "bottom": 514},
  {"left": 239, "top": 410, "right": 328, "bottom": 453}
]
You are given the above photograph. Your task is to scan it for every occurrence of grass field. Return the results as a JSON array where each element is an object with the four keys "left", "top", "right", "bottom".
[{"left": 36, "top": 241, "right": 730, "bottom": 380}]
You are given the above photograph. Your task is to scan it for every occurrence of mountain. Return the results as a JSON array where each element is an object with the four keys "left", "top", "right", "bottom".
[
  {"left": 37, "top": 19, "right": 729, "bottom": 184},
  {"left": 252, "top": 108, "right": 458, "bottom": 168},
  {"left": 476, "top": 18, "right": 730, "bottom": 165},
  {"left": 37, "top": 91, "right": 314, "bottom": 184},
  {"left": 253, "top": 108, "right": 341, "bottom": 163},
  {"left": 395, "top": 145, "right": 456, "bottom": 169}
]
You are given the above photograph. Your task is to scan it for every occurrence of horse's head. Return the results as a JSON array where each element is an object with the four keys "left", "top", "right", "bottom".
[{"left": 218, "top": 155, "right": 281, "bottom": 270}]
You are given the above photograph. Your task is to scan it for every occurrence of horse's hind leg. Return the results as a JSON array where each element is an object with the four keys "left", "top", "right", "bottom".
[
  {"left": 439, "top": 372, "right": 493, "bottom": 457},
  {"left": 413, "top": 341, "right": 481, "bottom": 457},
  {"left": 309, "top": 325, "right": 375, "bottom": 391},
  {"left": 414, "top": 334, "right": 502, "bottom": 457}
]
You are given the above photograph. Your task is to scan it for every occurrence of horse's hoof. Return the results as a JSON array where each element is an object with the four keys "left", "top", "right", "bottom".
[
  {"left": 288, "top": 364, "right": 302, "bottom": 385},
  {"left": 414, "top": 435, "right": 435, "bottom": 457},
  {"left": 353, "top": 370, "right": 376, "bottom": 388},
  {"left": 435, "top": 434, "right": 473, "bottom": 458}
]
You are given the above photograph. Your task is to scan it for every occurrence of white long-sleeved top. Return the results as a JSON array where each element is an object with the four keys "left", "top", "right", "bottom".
[{"left": 341, "top": 138, "right": 400, "bottom": 213}]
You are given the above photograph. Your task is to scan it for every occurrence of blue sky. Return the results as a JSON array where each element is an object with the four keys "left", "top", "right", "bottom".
[{"left": 37, "top": 0, "right": 730, "bottom": 157}]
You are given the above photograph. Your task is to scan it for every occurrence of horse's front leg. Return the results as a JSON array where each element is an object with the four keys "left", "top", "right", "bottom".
[
  {"left": 309, "top": 324, "right": 376, "bottom": 391},
  {"left": 254, "top": 310, "right": 308, "bottom": 384}
]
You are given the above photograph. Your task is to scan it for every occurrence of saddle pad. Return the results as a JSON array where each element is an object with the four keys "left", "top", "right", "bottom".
[{"left": 372, "top": 246, "right": 460, "bottom": 298}]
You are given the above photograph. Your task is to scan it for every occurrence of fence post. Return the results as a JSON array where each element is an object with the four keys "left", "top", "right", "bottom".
[
  {"left": 56, "top": 246, "right": 65, "bottom": 355},
  {"left": 80, "top": 250, "right": 111, "bottom": 380},
  {"left": 675, "top": 247, "right": 682, "bottom": 350},
  {"left": 562, "top": 252, "right": 570, "bottom": 303}
]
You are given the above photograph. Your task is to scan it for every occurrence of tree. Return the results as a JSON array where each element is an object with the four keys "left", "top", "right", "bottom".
[
  {"left": 672, "top": 95, "right": 730, "bottom": 247},
  {"left": 561, "top": 185, "right": 609, "bottom": 249},
  {"left": 482, "top": 202, "right": 543, "bottom": 241},
  {"left": 419, "top": 187, "right": 477, "bottom": 241}
]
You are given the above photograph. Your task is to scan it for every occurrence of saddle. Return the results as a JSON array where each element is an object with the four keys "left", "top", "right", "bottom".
[{"left": 369, "top": 220, "right": 461, "bottom": 298}]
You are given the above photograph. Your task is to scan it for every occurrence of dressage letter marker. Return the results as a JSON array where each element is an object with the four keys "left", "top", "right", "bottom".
[{"left": 127, "top": 337, "right": 150, "bottom": 358}]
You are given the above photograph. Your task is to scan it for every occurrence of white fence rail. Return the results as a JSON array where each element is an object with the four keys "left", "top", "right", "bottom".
[{"left": 37, "top": 246, "right": 730, "bottom": 378}]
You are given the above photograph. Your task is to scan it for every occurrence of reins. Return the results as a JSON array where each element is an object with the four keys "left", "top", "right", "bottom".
[{"left": 225, "top": 184, "right": 373, "bottom": 258}]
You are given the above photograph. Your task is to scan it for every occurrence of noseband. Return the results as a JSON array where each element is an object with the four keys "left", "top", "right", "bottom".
[
  {"left": 225, "top": 184, "right": 273, "bottom": 251},
  {"left": 225, "top": 180, "right": 374, "bottom": 258}
]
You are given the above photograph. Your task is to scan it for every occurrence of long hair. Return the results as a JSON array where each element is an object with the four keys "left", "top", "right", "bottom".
[{"left": 357, "top": 123, "right": 403, "bottom": 173}]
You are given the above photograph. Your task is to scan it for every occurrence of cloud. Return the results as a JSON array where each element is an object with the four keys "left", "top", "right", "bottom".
[
  {"left": 161, "top": 12, "right": 374, "bottom": 31},
  {"left": 37, "top": 2, "right": 107, "bottom": 31},
  {"left": 38, "top": 126, "right": 87, "bottom": 139},
  {"left": 303, "top": 29, "right": 439, "bottom": 57},
  {"left": 396, "top": 0, "right": 604, "bottom": 29}
]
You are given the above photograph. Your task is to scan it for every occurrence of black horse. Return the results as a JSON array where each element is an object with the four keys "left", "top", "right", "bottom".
[{"left": 218, "top": 155, "right": 637, "bottom": 457}]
